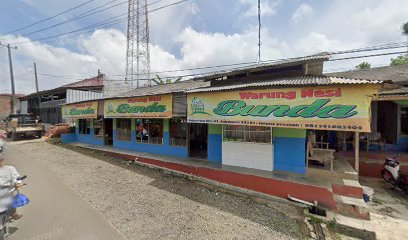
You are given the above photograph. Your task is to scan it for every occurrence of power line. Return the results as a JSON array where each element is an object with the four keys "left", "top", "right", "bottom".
[
  {"left": 9, "top": 0, "right": 189, "bottom": 45},
  {"left": 329, "top": 50, "right": 407, "bottom": 62},
  {"left": 3, "top": 0, "right": 96, "bottom": 35},
  {"left": 17, "top": 40, "right": 408, "bottom": 79},
  {"left": 36, "top": 48, "right": 408, "bottom": 86},
  {"left": 19, "top": 0, "right": 182, "bottom": 38},
  {"left": 21, "top": 0, "right": 129, "bottom": 37}
]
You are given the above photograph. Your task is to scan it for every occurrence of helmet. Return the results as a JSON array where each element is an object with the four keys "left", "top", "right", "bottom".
[{"left": 12, "top": 193, "right": 30, "bottom": 208}]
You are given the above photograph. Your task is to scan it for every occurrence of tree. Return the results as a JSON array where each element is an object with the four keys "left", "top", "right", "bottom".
[
  {"left": 403, "top": 22, "right": 408, "bottom": 55},
  {"left": 390, "top": 55, "right": 408, "bottom": 66},
  {"left": 355, "top": 62, "right": 371, "bottom": 70},
  {"left": 151, "top": 74, "right": 182, "bottom": 85}
]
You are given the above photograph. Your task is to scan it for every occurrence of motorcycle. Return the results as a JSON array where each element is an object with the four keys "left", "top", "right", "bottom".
[
  {"left": 381, "top": 155, "right": 408, "bottom": 194},
  {"left": 0, "top": 132, "right": 6, "bottom": 153},
  {"left": 0, "top": 175, "right": 30, "bottom": 240}
]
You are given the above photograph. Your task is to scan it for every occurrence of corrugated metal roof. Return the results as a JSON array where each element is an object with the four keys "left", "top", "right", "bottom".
[
  {"left": 191, "top": 53, "right": 330, "bottom": 81},
  {"left": 327, "top": 64, "right": 408, "bottom": 85},
  {"left": 62, "top": 75, "right": 104, "bottom": 88},
  {"left": 114, "top": 79, "right": 210, "bottom": 98},
  {"left": 187, "top": 76, "right": 383, "bottom": 93},
  {"left": 379, "top": 87, "right": 408, "bottom": 98},
  {"left": 20, "top": 75, "right": 104, "bottom": 100}
]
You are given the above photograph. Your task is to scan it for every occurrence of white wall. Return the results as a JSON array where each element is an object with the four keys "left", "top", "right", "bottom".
[
  {"left": 20, "top": 100, "right": 28, "bottom": 114},
  {"left": 66, "top": 89, "right": 103, "bottom": 104},
  {"left": 222, "top": 141, "right": 274, "bottom": 171}
]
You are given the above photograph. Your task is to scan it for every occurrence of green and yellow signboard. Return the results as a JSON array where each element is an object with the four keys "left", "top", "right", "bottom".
[
  {"left": 187, "top": 85, "right": 379, "bottom": 132},
  {"left": 104, "top": 94, "right": 173, "bottom": 118},
  {"left": 62, "top": 101, "right": 98, "bottom": 119}
]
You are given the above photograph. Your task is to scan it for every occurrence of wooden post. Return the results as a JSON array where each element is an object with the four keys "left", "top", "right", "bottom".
[{"left": 354, "top": 132, "right": 360, "bottom": 173}]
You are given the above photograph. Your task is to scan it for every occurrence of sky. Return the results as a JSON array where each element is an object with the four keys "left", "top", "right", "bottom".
[{"left": 0, "top": 0, "right": 407, "bottom": 94}]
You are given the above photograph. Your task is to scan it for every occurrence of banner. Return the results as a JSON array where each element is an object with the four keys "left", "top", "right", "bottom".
[
  {"left": 62, "top": 101, "right": 98, "bottom": 119},
  {"left": 187, "top": 85, "right": 379, "bottom": 132},
  {"left": 104, "top": 94, "right": 172, "bottom": 118}
]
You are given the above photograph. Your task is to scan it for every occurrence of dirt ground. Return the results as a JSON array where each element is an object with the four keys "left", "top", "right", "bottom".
[
  {"left": 14, "top": 140, "right": 307, "bottom": 240},
  {"left": 360, "top": 177, "right": 408, "bottom": 221}
]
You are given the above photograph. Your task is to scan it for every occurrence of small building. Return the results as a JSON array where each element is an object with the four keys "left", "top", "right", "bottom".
[
  {"left": 60, "top": 55, "right": 392, "bottom": 214},
  {"left": 19, "top": 74, "right": 105, "bottom": 124}
]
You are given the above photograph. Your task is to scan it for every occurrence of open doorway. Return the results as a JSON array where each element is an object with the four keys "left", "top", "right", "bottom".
[
  {"left": 189, "top": 123, "right": 208, "bottom": 159},
  {"left": 104, "top": 118, "right": 113, "bottom": 145}
]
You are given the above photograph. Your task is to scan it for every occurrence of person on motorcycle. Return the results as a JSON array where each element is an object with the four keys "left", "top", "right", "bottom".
[{"left": 0, "top": 154, "right": 23, "bottom": 221}]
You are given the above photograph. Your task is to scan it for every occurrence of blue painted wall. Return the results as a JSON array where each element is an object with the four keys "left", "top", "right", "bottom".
[
  {"left": 112, "top": 119, "right": 188, "bottom": 158},
  {"left": 74, "top": 119, "right": 104, "bottom": 146},
  {"left": 273, "top": 128, "right": 306, "bottom": 174},
  {"left": 208, "top": 125, "right": 222, "bottom": 163},
  {"left": 61, "top": 133, "right": 77, "bottom": 144}
]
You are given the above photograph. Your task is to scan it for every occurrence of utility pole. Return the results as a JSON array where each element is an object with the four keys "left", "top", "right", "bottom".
[
  {"left": 33, "top": 62, "right": 41, "bottom": 111},
  {"left": 257, "top": 0, "right": 262, "bottom": 63},
  {"left": 0, "top": 42, "right": 17, "bottom": 114}
]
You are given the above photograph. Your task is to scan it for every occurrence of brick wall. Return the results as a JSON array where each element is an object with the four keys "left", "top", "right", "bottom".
[{"left": 0, "top": 94, "right": 22, "bottom": 119}]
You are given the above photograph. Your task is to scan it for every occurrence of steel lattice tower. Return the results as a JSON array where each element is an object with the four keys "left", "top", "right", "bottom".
[{"left": 125, "top": 0, "right": 150, "bottom": 87}]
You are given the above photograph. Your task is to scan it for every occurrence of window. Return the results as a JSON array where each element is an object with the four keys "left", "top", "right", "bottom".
[
  {"left": 223, "top": 125, "right": 271, "bottom": 143},
  {"left": 93, "top": 119, "right": 104, "bottom": 138},
  {"left": 169, "top": 118, "right": 187, "bottom": 146},
  {"left": 117, "top": 119, "right": 131, "bottom": 141},
  {"left": 78, "top": 119, "right": 91, "bottom": 135},
  {"left": 136, "top": 119, "right": 163, "bottom": 144},
  {"left": 401, "top": 107, "right": 408, "bottom": 135}
]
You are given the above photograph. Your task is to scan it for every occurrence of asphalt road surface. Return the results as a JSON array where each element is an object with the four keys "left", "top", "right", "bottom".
[{"left": 3, "top": 140, "right": 126, "bottom": 240}]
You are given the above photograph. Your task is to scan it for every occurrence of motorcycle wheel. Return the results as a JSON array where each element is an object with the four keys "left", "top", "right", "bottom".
[
  {"left": 0, "top": 226, "right": 5, "bottom": 240},
  {"left": 381, "top": 169, "right": 396, "bottom": 185}
]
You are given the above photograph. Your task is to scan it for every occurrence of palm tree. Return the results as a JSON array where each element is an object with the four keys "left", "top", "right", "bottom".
[
  {"left": 151, "top": 75, "right": 182, "bottom": 85},
  {"left": 403, "top": 22, "right": 408, "bottom": 56}
]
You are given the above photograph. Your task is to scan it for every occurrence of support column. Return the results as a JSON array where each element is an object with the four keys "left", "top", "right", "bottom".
[
  {"left": 354, "top": 132, "right": 360, "bottom": 173},
  {"left": 163, "top": 119, "right": 169, "bottom": 146}
]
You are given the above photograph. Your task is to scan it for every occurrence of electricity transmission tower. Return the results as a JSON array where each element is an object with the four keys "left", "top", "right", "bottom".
[{"left": 125, "top": 0, "right": 151, "bottom": 88}]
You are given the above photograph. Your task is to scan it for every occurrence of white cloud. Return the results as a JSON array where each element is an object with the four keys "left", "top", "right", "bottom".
[
  {"left": 291, "top": 3, "right": 313, "bottom": 23},
  {"left": 239, "top": 0, "right": 280, "bottom": 17}
]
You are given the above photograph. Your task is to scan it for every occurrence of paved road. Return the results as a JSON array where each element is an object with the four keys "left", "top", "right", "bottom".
[{"left": 4, "top": 140, "right": 126, "bottom": 240}]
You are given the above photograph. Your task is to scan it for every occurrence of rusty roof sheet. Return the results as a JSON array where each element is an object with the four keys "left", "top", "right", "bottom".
[
  {"left": 191, "top": 53, "right": 330, "bottom": 81},
  {"left": 187, "top": 76, "right": 383, "bottom": 93}
]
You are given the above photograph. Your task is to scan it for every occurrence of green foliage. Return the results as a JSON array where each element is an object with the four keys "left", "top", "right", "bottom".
[
  {"left": 151, "top": 74, "right": 182, "bottom": 85},
  {"left": 355, "top": 62, "right": 371, "bottom": 70},
  {"left": 402, "top": 22, "right": 408, "bottom": 35},
  {"left": 390, "top": 55, "right": 408, "bottom": 66},
  {"left": 327, "top": 219, "right": 337, "bottom": 230},
  {"left": 308, "top": 216, "right": 323, "bottom": 225}
]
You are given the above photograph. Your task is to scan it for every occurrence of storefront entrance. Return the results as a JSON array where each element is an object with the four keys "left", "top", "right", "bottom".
[
  {"left": 104, "top": 118, "right": 113, "bottom": 145},
  {"left": 189, "top": 123, "right": 208, "bottom": 159}
]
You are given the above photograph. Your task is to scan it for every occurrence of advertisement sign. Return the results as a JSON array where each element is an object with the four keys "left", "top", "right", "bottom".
[
  {"left": 187, "top": 85, "right": 379, "bottom": 132},
  {"left": 104, "top": 94, "right": 172, "bottom": 118},
  {"left": 62, "top": 101, "right": 98, "bottom": 119}
]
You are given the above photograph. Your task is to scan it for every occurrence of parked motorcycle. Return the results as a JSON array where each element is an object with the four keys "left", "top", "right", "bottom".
[
  {"left": 0, "top": 132, "right": 6, "bottom": 153},
  {"left": 381, "top": 155, "right": 408, "bottom": 194},
  {"left": 0, "top": 175, "right": 30, "bottom": 239}
]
